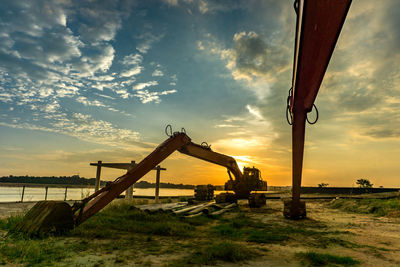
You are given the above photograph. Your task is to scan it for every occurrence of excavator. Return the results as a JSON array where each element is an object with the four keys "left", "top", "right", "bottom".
[{"left": 15, "top": 127, "right": 267, "bottom": 236}]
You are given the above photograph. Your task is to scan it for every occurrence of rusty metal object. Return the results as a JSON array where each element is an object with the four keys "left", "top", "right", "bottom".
[
  {"left": 13, "top": 201, "right": 74, "bottom": 237},
  {"left": 283, "top": 199, "right": 306, "bottom": 219},
  {"left": 16, "top": 127, "right": 266, "bottom": 235},
  {"left": 248, "top": 193, "right": 266, "bottom": 208},
  {"left": 287, "top": 0, "right": 352, "bottom": 219},
  {"left": 75, "top": 132, "right": 191, "bottom": 225},
  {"left": 215, "top": 192, "right": 237, "bottom": 204}
]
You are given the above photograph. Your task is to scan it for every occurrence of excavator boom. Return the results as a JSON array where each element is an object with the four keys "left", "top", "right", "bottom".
[
  {"left": 75, "top": 132, "right": 191, "bottom": 225},
  {"left": 15, "top": 129, "right": 262, "bottom": 236},
  {"left": 178, "top": 142, "right": 243, "bottom": 181}
]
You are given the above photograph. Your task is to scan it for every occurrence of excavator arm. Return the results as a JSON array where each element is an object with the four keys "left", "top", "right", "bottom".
[
  {"left": 74, "top": 132, "right": 191, "bottom": 225},
  {"left": 178, "top": 142, "right": 243, "bottom": 181},
  {"left": 16, "top": 130, "right": 257, "bottom": 236}
]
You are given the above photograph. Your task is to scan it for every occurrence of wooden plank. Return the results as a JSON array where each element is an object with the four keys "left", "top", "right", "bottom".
[
  {"left": 174, "top": 202, "right": 210, "bottom": 215},
  {"left": 90, "top": 162, "right": 166, "bottom": 171},
  {"left": 187, "top": 202, "right": 215, "bottom": 215}
]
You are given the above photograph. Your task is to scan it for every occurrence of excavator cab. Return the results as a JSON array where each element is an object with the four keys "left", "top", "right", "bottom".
[
  {"left": 224, "top": 167, "right": 267, "bottom": 199},
  {"left": 243, "top": 167, "right": 260, "bottom": 180}
]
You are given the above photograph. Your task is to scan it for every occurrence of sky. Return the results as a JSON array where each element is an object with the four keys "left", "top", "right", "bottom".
[{"left": 0, "top": 0, "right": 399, "bottom": 187}]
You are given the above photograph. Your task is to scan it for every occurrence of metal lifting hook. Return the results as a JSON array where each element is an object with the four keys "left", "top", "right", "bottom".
[
  {"left": 306, "top": 104, "right": 319, "bottom": 125},
  {"left": 201, "top": 141, "right": 211, "bottom": 149},
  {"left": 165, "top": 124, "right": 173, "bottom": 137},
  {"left": 165, "top": 124, "right": 187, "bottom": 137},
  {"left": 286, "top": 87, "right": 293, "bottom": 125}
]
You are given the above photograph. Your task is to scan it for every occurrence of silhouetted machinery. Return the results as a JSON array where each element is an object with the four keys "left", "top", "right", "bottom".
[{"left": 15, "top": 127, "right": 267, "bottom": 236}]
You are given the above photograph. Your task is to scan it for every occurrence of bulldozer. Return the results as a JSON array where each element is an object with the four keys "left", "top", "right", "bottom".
[{"left": 14, "top": 127, "right": 267, "bottom": 236}]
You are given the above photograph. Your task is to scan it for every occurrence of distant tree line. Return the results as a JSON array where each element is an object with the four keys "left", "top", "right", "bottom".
[
  {"left": 134, "top": 180, "right": 195, "bottom": 189},
  {"left": 0, "top": 175, "right": 105, "bottom": 186},
  {"left": 0, "top": 175, "right": 196, "bottom": 189}
]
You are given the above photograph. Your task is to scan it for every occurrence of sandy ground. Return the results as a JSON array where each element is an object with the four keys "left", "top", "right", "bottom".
[
  {"left": 240, "top": 199, "right": 400, "bottom": 267},
  {"left": 1, "top": 199, "right": 400, "bottom": 266}
]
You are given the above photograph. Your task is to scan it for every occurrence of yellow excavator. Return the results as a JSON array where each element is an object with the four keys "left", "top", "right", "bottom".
[{"left": 15, "top": 127, "right": 267, "bottom": 236}]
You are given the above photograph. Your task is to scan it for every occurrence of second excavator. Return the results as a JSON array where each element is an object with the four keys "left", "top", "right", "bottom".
[{"left": 15, "top": 126, "right": 267, "bottom": 236}]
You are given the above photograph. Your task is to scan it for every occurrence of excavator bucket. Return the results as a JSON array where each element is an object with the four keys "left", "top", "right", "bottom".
[{"left": 12, "top": 201, "right": 74, "bottom": 237}]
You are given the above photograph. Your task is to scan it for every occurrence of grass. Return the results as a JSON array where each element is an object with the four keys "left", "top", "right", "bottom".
[
  {"left": 168, "top": 241, "right": 257, "bottom": 266},
  {"left": 210, "top": 212, "right": 353, "bottom": 247},
  {"left": 0, "top": 236, "right": 68, "bottom": 266},
  {"left": 0, "top": 200, "right": 373, "bottom": 266},
  {"left": 297, "top": 251, "right": 360, "bottom": 266},
  {"left": 70, "top": 202, "right": 198, "bottom": 239},
  {"left": 0, "top": 214, "right": 23, "bottom": 231},
  {"left": 0, "top": 201, "right": 216, "bottom": 266},
  {"left": 329, "top": 198, "right": 400, "bottom": 217}
]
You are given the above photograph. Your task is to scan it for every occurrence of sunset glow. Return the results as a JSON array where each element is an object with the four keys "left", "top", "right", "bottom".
[{"left": 0, "top": 0, "right": 399, "bottom": 188}]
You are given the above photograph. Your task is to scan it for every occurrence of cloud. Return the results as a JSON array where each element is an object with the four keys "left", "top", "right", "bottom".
[
  {"left": 134, "top": 89, "right": 177, "bottom": 104},
  {"left": 0, "top": 112, "right": 141, "bottom": 148},
  {"left": 162, "top": 0, "right": 179, "bottom": 6},
  {"left": 133, "top": 81, "right": 158, "bottom": 90},
  {"left": 122, "top": 53, "right": 143, "bottom": 66},
  {"left": 246, "top": 104, "right": 264, "bottom": 120},
  {"left": 152, "top": 69, "right": 164, "bottom": 77},
  {"left": 76, "top": 96, "right": 106, "bottom": 107},
  {"left": 120, "top": 66, "right": 143, "bottom": 78},
  {"left": 135, "top": 33, "right": 164, "bottom": 54},
  {"left": 75, "top": 1, "right": 134, "bottom": 43},
  {"left": 197, "top": 0, "right": 244, "bottom": 14},
  {"left": 198, "top": 31, "right": 290, "bottom": 99},
  {"left": 211, "top": 104, "right": 277, "bottom": 157}
]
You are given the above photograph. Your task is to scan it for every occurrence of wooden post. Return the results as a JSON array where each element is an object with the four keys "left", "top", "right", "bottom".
[
  {"left": 45, "top": 186, "right": 49, "bottom": 200},
  {"left": 125, "top": 161, "right": 135, "bottom": 200},
  {"left": 21, "top": 185, "right": 25, "bottom": 203},
  {"left": 125, "top": 186, "right": 133, "bottom": 200},
  {"left": 95, "top": 160, "right": 102, "bottom": 192},
  {"left": 64, "top": 187, "right": 68, "bottom": 201},
  {"left": 155, "top": 165, "right": 161, "bottom": 204}
]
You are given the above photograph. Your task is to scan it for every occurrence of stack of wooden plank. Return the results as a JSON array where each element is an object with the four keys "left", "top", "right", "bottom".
[
  {"left": 135, "top": 201, "right": 237, "bottom": 218},
  {"left": 194, "top": 184, "right": 215, "bottom": 201}
]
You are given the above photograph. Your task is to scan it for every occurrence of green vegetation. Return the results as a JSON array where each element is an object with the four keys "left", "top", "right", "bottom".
[
  {"left": 70, "top": 202, "right": 197, "bottom": 239},
  {"left": 0, "top": 201, "right": 370, "bottom": 266},
  {"left": 0, "top": 237, "right": 67, "bottom": 266},
  {"left": 0, "top": 175, "right": 104, "bottom": 186},
  {"left": 209, "top": 212, "right": 354, "bottom": 248},
  {"left": 329, "top": 198, "right": 400, "bottom": 217},
  {"left": 356, "top": 178, "right": 373, "bottom": 188},
  {"left": 169, "top": 241, "right": 257, "bottom": 266},
  {"left": 0, "top": 214, "right": 23, "bottom": 231},
  {"left": 135, "top": 180, "right": 195, "bottom": 189},
  {"left": 297, "top": 251, "right": 360, "bottom": 266}
]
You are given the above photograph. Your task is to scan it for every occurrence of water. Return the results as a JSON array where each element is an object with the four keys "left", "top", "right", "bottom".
[{"left": 0, "top": 186, "right": 196, "bottom": 203}]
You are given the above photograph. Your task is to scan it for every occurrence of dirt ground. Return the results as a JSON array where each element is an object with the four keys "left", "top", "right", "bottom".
[
  {"left": 240, "top": 199, "right": 400, "bottom": 267},
  {"left": 1, "top": 199, "right": 400, "bottom": 266}
]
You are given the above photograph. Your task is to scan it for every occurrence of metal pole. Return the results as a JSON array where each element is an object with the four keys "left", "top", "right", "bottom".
[
  {"left": 21, "top": 185, "right": 25, "bottom": 203},
  {"left": 291, "top": 109, "right": 307, "bottom": 218},
  {"left": 45, "top": 186, "right": 48, "bottom": 200},
  {"left": 155, "top": 165, "right": 161, "bottom": 203},
  {"left": 95, "top": 160, "right": 102, "bottom": 192},
  {"left": 64, "top": 187, "right": 68, "bottom": 201}
]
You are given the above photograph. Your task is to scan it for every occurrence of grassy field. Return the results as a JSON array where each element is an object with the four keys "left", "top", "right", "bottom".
[
  {"left": 0, "top": 198, "right": 399, "bottom": 266},
  {"left": 328, "top": 198, "right": 400, "bottom": 217}
]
